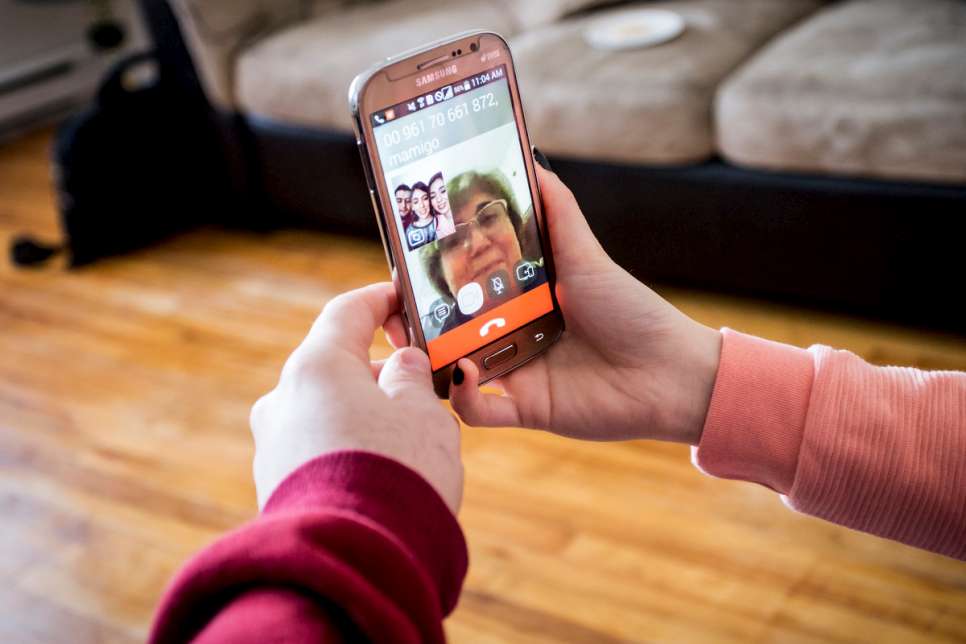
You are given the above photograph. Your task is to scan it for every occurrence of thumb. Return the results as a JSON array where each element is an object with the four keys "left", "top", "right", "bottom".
[{"left": 378, "top": 347, "right": 435, "bottom": 399}]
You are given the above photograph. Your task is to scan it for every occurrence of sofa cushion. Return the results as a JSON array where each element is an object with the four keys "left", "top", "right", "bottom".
[
  {"left": 235, "top": 0, "right": 517, "bottom": 132},
  {"left": 511, "top": 0, "right": 823, "bottom": 165},
  {"left": 505, "top": 0, "right": 618, "bottom": 30},
  {"left": 716, "top": 0, "right": 966, "bottom": 184},
  {"left": 169, "top": 0, "right": 322, "bottom": 110}
]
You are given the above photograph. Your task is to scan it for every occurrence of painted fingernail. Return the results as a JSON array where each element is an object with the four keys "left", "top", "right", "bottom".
[
  {"left": 452, "top": 366, "right": 464, "bottom": 386},
  {"left": 533, "top": 147, "right": 553, "bottom": 171}
]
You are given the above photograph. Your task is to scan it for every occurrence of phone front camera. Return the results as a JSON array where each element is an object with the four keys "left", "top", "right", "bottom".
[{"left": 470, "top": 42, "right": 478, "bottom": 52}]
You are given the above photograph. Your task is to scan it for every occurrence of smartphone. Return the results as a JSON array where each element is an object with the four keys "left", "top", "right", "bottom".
[{"left": 349, "top": 31, "right": 564, "bottom": 397}]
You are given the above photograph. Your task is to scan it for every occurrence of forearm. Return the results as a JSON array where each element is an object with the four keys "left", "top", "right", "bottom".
[
  {"left": 150, "top": 451, "right": 468, "bottom": 643},
  {"left": 693, "top": 329, "right": 966, "bottom": 560}
]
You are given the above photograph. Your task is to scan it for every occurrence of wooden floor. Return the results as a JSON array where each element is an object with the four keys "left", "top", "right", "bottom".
[{"left": 2, "top": 128, "right": 965, "bottom": 643}]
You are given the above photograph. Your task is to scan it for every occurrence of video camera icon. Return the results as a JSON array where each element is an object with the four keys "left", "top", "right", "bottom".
[{"left": 515, "top": 261, "right": 536, "bottom": 283}]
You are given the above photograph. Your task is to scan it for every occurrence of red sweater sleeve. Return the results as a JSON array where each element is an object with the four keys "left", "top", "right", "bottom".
[
  {"left": 693, "top": 329, "right": 966, "bottom": 560},
  {"left": 149, "top": 451, "right": 468, "bottom": 643}
]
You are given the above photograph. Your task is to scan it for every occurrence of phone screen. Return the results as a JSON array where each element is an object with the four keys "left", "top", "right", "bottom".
[{"left": 369, "top": 63, "right": 553, "bottom": 370}]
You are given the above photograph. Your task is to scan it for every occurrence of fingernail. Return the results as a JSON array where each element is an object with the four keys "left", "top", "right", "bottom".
[
  {"left": 533, "top": 147, "right": 553, "bottom": 172},
  {"left": 452, "top": 365, "right": 464, "bottom": 386}
]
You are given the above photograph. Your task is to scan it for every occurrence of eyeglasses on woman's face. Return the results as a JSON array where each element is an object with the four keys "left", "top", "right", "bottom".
[{"left": 438, "top": 199, "right": 510, "bottom": 254}]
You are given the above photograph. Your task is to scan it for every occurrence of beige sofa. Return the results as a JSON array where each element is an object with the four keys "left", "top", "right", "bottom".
[
  {"left": 125, "top": 0, "right": 966, "bottom": 331},
  {"left": 169, "top": 0, "right": 966, "bottom": 184},
  {"left": 717, "top": 0, "right": 966, "bottom": 184}
]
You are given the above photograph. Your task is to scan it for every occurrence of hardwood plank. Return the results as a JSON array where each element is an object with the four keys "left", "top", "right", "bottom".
[{"left": 1, "top": 128, "right": 964, "bottom": 643}]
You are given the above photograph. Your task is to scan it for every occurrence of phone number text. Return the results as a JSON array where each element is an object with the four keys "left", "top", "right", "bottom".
[{"left": 378, "top": 92, "right": 500, "bottom": 149}]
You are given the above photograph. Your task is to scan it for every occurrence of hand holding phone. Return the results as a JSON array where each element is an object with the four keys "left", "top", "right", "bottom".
[
  {"left": 351, "top": 31, "right": 720, "bottom": 439},
  {"left": 251, "top": 283, "right": 463, "bottom": 513},
  {"left": 445, "top": 165, "right": 724, "bottom": 446}
]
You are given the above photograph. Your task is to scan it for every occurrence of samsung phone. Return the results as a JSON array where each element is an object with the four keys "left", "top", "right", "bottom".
[{"left": 349, "top": 30, "right": 564, "bottom": 398}]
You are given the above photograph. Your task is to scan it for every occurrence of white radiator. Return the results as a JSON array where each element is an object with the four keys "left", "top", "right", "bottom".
[{"left": 0, "top": 0, "right": 148, "bottom": 139}]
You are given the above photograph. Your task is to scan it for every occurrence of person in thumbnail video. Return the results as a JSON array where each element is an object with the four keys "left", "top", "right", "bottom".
[
  {"left": 394, "top": 183, "right": 414, "bottom": 229},
  {"left": 429, "top": 172, "right": 456, "bottom": 239},
  {"left": 421, "top": 170, "right": 544, "bottom": 335},
  {"left": 404, "top": 181, "right": 437, "bottom": 250}
]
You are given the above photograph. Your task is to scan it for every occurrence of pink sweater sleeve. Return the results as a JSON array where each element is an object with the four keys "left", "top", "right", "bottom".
[{"left": 693, "top": 328, "right": 966, "bottom": 560}]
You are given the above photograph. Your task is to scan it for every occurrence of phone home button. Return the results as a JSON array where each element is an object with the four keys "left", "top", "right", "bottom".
[{"left": 482, "top": 344, "right": 517, "bottom": 370}]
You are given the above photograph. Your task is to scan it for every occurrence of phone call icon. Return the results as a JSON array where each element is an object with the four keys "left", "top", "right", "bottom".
[{"left": 479, "top": 317, "right": 506, "bottom": 337}]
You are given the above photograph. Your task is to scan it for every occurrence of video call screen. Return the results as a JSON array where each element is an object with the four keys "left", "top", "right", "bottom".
[{"left": 371, "top": 64, "right": 553, "bottom": 370}]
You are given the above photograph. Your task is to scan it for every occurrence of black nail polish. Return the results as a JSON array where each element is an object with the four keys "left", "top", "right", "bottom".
[
  {"left": 532, "top": 146, "right": 553, "bottom": 172},
  {"left": 452, "top": 366, "right": 464, "bottom": 386}
]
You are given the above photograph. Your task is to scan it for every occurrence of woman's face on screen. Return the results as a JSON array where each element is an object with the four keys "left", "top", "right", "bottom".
[
  {"left": 441, "top": 190, "right": 522, "bottom": 302},
  {"left": 430, "top": 179, "right": 450, "bottom": 217},
  {"left": 412, "top": 188, "right": 431, "bottom": 220}
]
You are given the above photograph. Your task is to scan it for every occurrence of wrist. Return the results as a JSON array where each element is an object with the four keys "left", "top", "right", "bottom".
[{"left": 661, "top": 321, "right": 722, "bottom": 445}]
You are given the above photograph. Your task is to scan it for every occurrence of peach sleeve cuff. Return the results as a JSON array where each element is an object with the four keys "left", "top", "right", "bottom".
[
  {"left": 692, "top": 328, "right": 813, "bottom": 494},
  {"left": 693, "top": 328, "right": 966, "bottom": 559}
]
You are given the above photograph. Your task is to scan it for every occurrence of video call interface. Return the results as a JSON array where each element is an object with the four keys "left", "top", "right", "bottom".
[{"left": 371, "top": 63, "right": 553, "bottom": 370}]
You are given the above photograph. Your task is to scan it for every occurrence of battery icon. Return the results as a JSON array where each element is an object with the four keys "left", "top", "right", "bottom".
[{"left": 463, "top": 81, "right": 471, "bottom": 92}]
